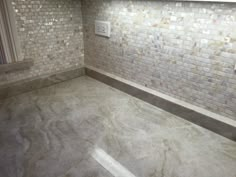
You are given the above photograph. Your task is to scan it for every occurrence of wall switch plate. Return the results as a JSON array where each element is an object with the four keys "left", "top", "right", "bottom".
[{"left": 95, "top": 20, "right": 111, "bottom": 38}]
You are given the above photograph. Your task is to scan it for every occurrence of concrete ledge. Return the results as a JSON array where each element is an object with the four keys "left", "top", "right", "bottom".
[
  {"left": 0, "top": 64, "right": 235, "bottom": 141},
  {"left": 0, "top": 59, "right": 34, "bottom": 74},
  {"left": 85, "top": 65, "right": 236, "bottom": 141},
  {"left": 0, "top": 66, "right": 85, "bottom": 99}
]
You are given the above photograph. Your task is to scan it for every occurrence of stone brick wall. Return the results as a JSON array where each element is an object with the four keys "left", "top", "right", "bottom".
[
  {"left": 82, "top": 0, "right": 236, "bottom": 120},
  {"left": 0, "top": 0, "right": 84, "bottom": 85}
]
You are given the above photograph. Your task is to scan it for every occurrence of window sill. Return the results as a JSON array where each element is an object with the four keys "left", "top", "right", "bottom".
[{"left": 0, "top": 59, "right": 33, "bottom": 74}]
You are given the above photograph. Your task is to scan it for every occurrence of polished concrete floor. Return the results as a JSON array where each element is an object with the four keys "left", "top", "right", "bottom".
[{"left": 0, "top": 76, "right": 236, "bottom": 177}]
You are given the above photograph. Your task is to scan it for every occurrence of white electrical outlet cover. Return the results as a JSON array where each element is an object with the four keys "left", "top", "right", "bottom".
[{"left": 95, "top": 20, "right": 111, "bottom": 38}]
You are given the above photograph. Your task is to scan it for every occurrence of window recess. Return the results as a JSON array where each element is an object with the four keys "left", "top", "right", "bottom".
[{"left": 0, "top": 0, "right": 32, "bottom": 73}]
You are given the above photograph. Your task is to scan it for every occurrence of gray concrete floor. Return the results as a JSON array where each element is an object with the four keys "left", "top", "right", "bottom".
[{"left": 0, "top": 76, "right": 236, "bottom": 177}]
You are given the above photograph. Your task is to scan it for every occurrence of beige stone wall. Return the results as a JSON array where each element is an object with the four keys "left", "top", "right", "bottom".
[
  {"left": 0, "top": 0, "right": 84, "bottom": 85},
  {"left": 82, "top": 0, "right": 236, "bottom": 120}
]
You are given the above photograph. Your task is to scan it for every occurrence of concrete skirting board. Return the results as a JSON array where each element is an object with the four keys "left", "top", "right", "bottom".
[
  {"left": 0, "top": 59, "right": 34, "bottom": 74},
  {"left": 0, "top": 66, "right": 85, "bottom": 99},
  {"left": 85, "top": 66, "right": 236, "bottom": 141},
  {"left": 0, "top": 65, "right": 235, "bottom": 141}
]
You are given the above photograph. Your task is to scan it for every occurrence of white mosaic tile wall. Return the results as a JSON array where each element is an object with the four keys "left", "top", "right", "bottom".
[
  {"left": 82, "top": 0, "right": 236, "bottom": 120},
  {"left": 0, "top": 0, "right": 84, "bottom": 85}
]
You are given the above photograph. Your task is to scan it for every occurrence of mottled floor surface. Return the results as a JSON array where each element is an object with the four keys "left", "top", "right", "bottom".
[{"left": 0, "top": 76, "right": 236, "bottom": 177}]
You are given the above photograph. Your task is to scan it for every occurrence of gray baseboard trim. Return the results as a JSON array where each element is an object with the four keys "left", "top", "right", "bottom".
[
  {"left": 0, "top": 66, "right": 85, "bottom": 99},
  {"left": 0, "top": 59, "right": 34, "bottom": 74},
  {"left": 0, "top": 64, "right": 235, "bottom": 141},
  {"left": 85, "top": 66, "right": 236, "bottom": 141}
]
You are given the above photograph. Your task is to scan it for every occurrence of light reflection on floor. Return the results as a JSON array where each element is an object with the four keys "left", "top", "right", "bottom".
[{"left": 92, "top": 147, "right": 136, "bottom": 177}]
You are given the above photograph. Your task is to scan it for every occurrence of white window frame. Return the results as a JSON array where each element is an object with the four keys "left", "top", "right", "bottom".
[{"left": 0, "top": 0, "right": 22, "bottom": 64}]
